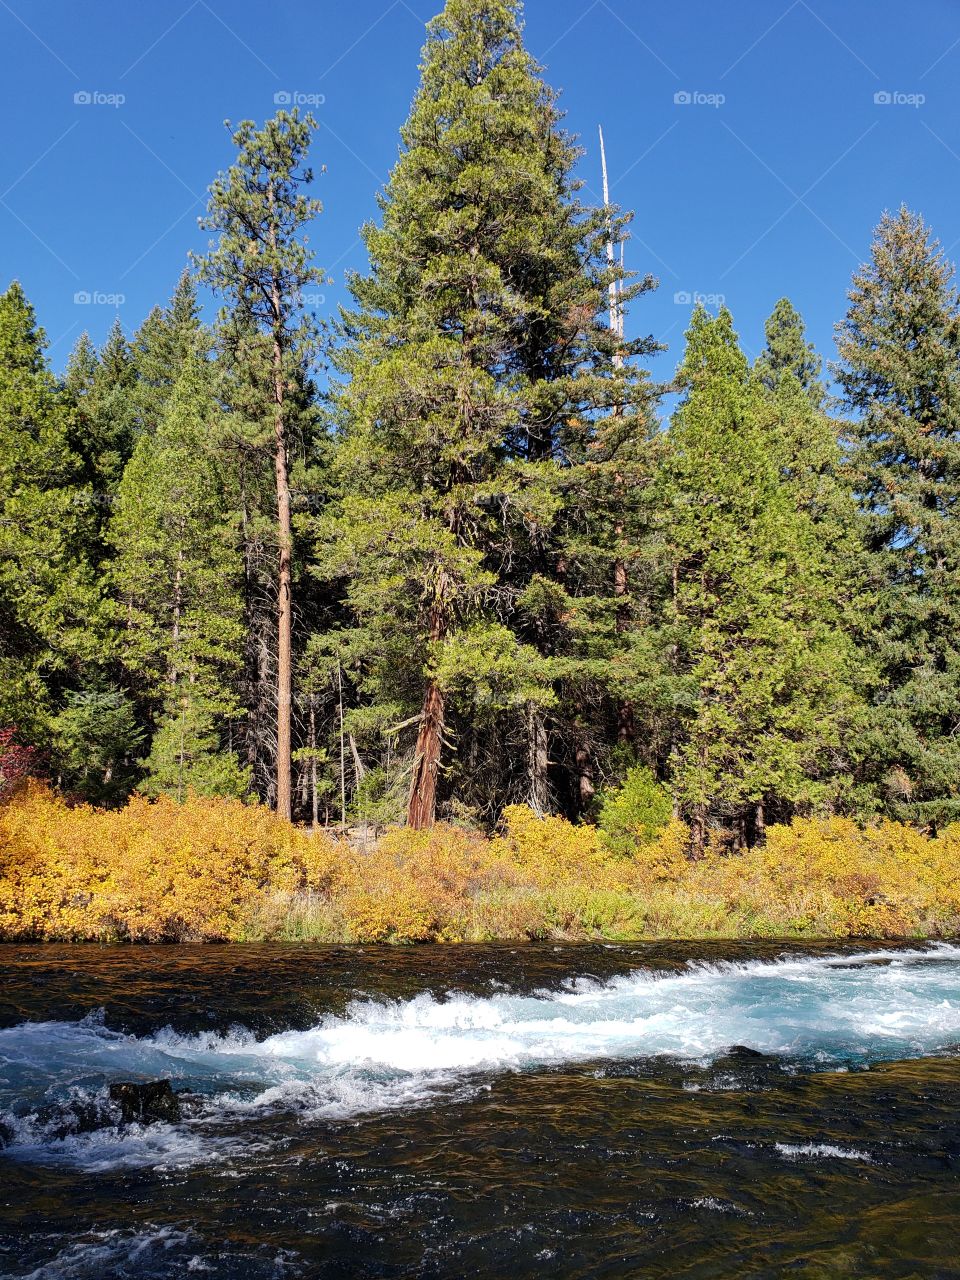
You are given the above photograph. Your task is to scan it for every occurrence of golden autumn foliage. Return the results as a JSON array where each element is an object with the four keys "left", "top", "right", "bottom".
[
  {"left": 0, "top": 782, "right": 338, "bottom": 942},
  {"left": 1, "top": 783, "right": 959, "bottom": 943}
]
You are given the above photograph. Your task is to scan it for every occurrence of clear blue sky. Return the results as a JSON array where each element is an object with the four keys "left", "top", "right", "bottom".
[{"left": 2, "top": 0, "right": 958, "bottom": 396}]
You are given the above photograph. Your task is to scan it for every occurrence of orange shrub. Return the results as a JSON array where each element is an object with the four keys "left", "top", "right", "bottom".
[
  {"left": 2, "top": 784, "right": 958, "bottom": 943},
  {"left": 0, "top": 782, "right": 339, "bottom": 942},
  {"left": 337, "top": 824, "right": 514, "bottom": 942}
]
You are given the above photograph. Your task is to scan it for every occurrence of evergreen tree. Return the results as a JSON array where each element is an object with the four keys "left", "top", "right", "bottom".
[
  {"left": 196, "top": 111, "right": 324, "bottom": 819},
  {"left": 755, "top": 296, "right": 824, "bottom": 407},
  {"left": 836, "top": 207, "right": 960, "bottom": 824},
  {"left": 756, "top": 299, "right": 869, "bottom": 816},
  {"left": 131, "top": 268, "right": 208, "bottom": 436},
  {"left": 63, "top": 319, "right": 138, "bottom": 528},
  {"left": 109, "top": 351, "right": 247, "bottom": 798},
  {"left": 756, "top": 298, "right": 862, "bottom": 569},
  {"left": 49, "top": 686, "right": 142, "bottom": 804},
  {"left": 317, "top": 0, "right": 655, "bottom": 827},
  {"left": 661, "top": 307, "right": 857, "bottom": 850},
  {"left": 0, "top": 282, "right": 102, "bottom": 744}
]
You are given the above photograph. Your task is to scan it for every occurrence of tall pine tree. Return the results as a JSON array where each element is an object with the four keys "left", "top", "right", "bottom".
[
  {"left": 109, "top": 351, "right": 247, "bottom": 798},
  {"left": 661, "top": 306, "right": 857, "bottom": 850},
  {"left": 0, "top": 282, "right": 103, "bottom": 749},
  {"left": 196, "top": 110, "right": 324, "bottom": 819},
  {"left": 836, "top": 207, "right": 960, "bottom": 824},
  {"left": 317, "top": 0, "right": 655, "bottom": 827}
]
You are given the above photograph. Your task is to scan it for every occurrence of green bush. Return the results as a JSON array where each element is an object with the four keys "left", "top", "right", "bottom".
[{"left": 597, "top": 766, "right": 673, "bottom": 853}]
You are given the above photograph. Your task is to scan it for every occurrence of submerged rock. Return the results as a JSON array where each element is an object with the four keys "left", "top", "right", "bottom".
[
  {"left": 724, "top": 1045, "right": 768, "bottom": 1060},
  {"left": 34, "top": 1097, "right": 112, "bottom": 1140},
  {"left": 109, "top": 1080, "right": 182, "bottom": 1126}
]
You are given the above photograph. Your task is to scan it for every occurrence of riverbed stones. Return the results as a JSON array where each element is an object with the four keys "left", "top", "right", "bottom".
[{"left": 109, "top": 1079, "right": 182, "bottom": 1125}]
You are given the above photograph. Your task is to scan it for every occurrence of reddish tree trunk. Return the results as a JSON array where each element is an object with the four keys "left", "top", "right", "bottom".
[
  {"left": 408, "top": 598, "right": 447, "bottom": 829},
  {"left": 408, "top": 677, "right": 444, "bottom": 829},
  {"left": 269, "top": 183, "right": 293, "bottom": 823},
  {"left": 273, "top": 335, "right": 292, "bottom": 822}
]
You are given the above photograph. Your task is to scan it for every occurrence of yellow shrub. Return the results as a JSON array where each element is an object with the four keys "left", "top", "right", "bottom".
[
  {"left": 0, "top": 782, "right": 339, "bottom": 942},
  {"left": 494, "top": 804, "right": 622, "bottom": 889},
  {"left": 625, "top": 819, "right": 691, "bottom": 889},
  {"left": 2, "top": 784, "right": 958, "bottom": 944},
  {"left": 337, "top": 824, "right": 512, "bottom": 942}
]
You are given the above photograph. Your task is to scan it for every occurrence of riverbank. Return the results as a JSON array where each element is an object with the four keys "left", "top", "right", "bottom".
[{"left": 2, "top": 783, "right": 959, "bottom": 943}]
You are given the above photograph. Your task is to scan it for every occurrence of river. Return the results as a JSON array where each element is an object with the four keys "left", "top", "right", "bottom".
[{"left": 1, "top": 941, "right": 958, "bottom": 1277}]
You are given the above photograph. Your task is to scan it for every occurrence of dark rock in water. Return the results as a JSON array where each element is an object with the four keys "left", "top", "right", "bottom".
[
  {"left": 726, "top": 1045, "right": 769, "bottom": 1060},
  {"left": 35, "top": 1098, "right": 111, "bottom": 1140},
  {"left": 109, "top": 1080, "right": 181, "bottom": 1126},
  {"left": 0, "top": 1119, "right": 13, "bottom": 1149}
]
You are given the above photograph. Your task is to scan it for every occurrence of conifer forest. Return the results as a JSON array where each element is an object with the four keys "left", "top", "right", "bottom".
[
  {"left": 3, "top": 0, "right": 960, "bottom": 857},
  {"left": 5, "top": 5, "right": 960, "bottom": 1277}
]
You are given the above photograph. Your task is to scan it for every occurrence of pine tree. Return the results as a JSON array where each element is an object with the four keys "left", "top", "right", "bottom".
[
  {"left": 756, "top": 298, "right": 862, "bottom": 567},
  {"left": 661, "top": 307, "right": 857, "bottom": 850},
  {"left": 49, "top": 687, "right": 143, "bottom": 804},
  {"left": 131, "top": 268, "right": 208, "bottom": 437},
  {"left": 0, "top": 282, "right": 102, "bottom": 744},
  {"left": 109, "top": 351, "right": 247, "bottom": 798},
  {"left": 836, "top": 207, "right": 960, "bottom": 824},
  {"left": 63, "top": 319, "right": 138, "bottom": 525},
  {"left": 756, "top": 298, "right": 869, "bottom": 816},
  {"left": 755, "top": 296, "right": 824, "bottom": 407},
  {"left": 317, "top": 0, "right": 655, "bottom": 827},
  {"left": 196, "top": 111, "right": 324, "bottom": 819}
]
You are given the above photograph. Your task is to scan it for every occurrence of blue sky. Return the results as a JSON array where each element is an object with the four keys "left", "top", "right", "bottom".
[{"left": 1, "top": 0, "right": 958, "bottom": 396}]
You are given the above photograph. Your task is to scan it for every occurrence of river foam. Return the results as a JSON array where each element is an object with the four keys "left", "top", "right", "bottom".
[{"left": 3, "top": 945, "right": 959, "bottom": 1169}]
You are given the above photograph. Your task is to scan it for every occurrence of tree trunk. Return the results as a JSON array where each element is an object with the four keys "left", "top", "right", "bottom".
[
  {"left": 274, "top": 389, "right": 292, "bottom": 820},
  {"left": 755, "top": 799, "right": 766, "bottom": 842},
  {"left": 408, "top": 590, "right": 447, "bottom": 829},
  {"left": 270, "top": 290, "right": 293, "bottom": 821},
  {"left": 526, "top": 701, "right": 550, "bottom": 816},
  {"left": 408, "top": 677, "right": 444, "bottom": 829},
  {"left": 574, "top": 732, "right": 595, "bottom": 814},
  {"left": 601, "top": 129, "right": 633, "bottom": 748},
  {"left": 309, "top": 699, "right": 319, "bottom": 831},
  {"left": 337, "top": 661, "right": 346, "bottom": 826}
]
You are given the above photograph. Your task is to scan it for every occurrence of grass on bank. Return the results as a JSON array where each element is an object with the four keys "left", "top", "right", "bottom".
[{"left": 3, "top": 782, "right": 960, "bottom": 943}]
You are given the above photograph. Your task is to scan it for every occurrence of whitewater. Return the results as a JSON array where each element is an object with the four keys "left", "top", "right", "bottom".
[{"left": 3, "top": 944, "right": 959, "bottom": 1171}]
